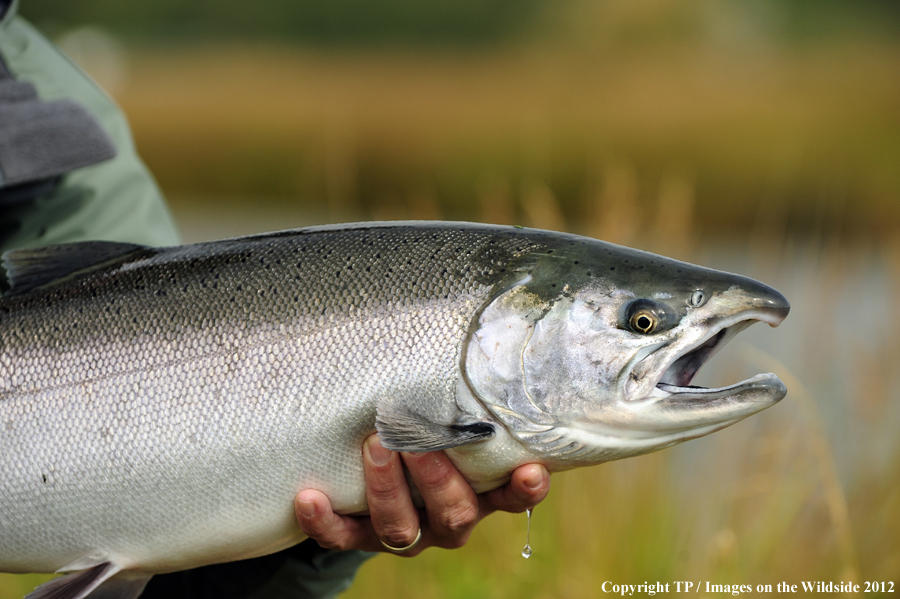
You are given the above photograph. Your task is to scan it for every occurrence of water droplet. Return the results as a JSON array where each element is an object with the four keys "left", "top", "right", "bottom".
[{"left": 522, "top": 507, "right": 533, "bottom": 559}]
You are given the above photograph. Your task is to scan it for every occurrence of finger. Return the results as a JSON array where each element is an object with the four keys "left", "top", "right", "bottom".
[
  {"left": 295, "top": 490, "right": 373, "bottom": 552},
  {"left": 480, "top": 464, "right": 550, "bottom": 514},
  {"left": 364, "top": 435, "right": 422, "bottom": 550},
  {"left": 401, "top": 450, "right": 479, "bottom": 548}
]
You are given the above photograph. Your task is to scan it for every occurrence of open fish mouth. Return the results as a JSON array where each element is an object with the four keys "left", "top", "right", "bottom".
[
  {"left": 652, "top": 324, "right": 753, "bottom": 401},
  {"left": 642, "top": 308, "right": 788, "bottom": 405},
  {"left": 660, "top": 327, "right": 732, "bottom": 388}
]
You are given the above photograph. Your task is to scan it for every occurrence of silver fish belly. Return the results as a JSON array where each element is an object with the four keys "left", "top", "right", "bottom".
[{"left": 0, "top": 222, "right": 789, "bottom": 597}]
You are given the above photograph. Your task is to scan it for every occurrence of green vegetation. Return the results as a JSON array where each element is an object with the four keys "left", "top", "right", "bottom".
[
  {"left": 20, "top": 0, "right": 546, "bottom": 45},
  {"left": 18, "top": 0, "right": 900, "bottom": 46}
]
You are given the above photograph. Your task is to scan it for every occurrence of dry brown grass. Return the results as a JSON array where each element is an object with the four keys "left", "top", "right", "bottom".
[{"left": 112, "top": 22, "right": 900, "bottom": 237}]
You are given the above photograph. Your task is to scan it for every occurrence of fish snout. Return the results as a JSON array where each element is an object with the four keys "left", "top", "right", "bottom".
[{"left": 743, "top": 281, "right": 790, "bottom": 327}]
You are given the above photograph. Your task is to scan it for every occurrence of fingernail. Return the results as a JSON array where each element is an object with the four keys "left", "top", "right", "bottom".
[
  {"left": 524, "top": 467, "right": 544, "bottom": 491},
  {"left": 297, "top": 498, "right": 317, "bottom": 520},
  {"left": 366, "top": 437, "right": 392, "bottom": 466}
]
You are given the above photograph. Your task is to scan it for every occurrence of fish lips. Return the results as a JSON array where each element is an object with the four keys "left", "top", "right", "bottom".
[
  {"left": 655, "top": 373, "right": 787, "bottom": 403},
  {"left": 610, "top": 372, "right": 786, "bottom": 441},
  {"left": 621, "top": 302, "right": 789, "bottom": 428}
]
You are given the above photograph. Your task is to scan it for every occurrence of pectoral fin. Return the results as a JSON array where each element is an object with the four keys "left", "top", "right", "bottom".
[{"left": 376, "top": 403, "right": 495, "bottom": 452}]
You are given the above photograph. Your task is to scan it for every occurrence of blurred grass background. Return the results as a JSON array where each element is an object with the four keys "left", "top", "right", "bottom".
[{"left": 3, "top": 0, "right": 899, "bottom": 597}]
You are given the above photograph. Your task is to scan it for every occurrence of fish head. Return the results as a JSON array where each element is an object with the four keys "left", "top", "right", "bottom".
[{"left": 464, "top": 235, "right": 789, "bottom": 468}]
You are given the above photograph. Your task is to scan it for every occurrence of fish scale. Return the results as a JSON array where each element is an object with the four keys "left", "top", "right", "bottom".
[
  {"left": 0, "top": 224, "right": 542, "bottom": 576},
  {"left": 0, "top": 222, "right": 789, "bottom": 599}
]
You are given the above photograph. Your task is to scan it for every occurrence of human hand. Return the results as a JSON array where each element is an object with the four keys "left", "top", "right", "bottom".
[{"left": 294, "top": 434, "right": 550, "bottom": 556}]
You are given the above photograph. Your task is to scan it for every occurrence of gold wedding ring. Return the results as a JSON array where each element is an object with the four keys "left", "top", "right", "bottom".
[{"left": 379, "top": 527, "right": 422, "bottom": 554}]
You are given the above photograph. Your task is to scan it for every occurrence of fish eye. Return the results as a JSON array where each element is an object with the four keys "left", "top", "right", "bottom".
[
  {"left": 624, "top": 299, "right": 668, "bottom": 335},
  {"left": 630, "top": 310, "right": 658, "bottom": 334},
  {"left": 689, "top": 290, "right": 706, "bottom": 307}
]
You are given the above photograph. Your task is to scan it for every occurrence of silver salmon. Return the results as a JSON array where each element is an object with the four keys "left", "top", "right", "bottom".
[{"left": 0, "top": 222, "right": 789, "bottom": 599}]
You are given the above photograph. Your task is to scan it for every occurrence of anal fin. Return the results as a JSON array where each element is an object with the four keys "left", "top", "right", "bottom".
[
  {"left": 85, "top": 574, "right": 152, "bottom": 599},
  {"left": 26, "top": 562, "right": 119, "bottom": 599}
]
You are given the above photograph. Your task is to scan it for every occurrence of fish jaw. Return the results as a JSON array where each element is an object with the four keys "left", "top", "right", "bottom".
[{"left": 546, "top": 371, "right": 787, "bottom": 464}]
